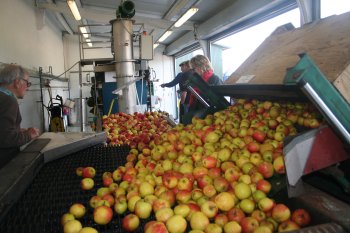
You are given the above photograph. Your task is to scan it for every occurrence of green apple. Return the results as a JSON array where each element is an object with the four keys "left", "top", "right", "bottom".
[
  {"left": 128, "top": 195, "right": 141, "bottom": 212},
  {"left": 63, "top": 219, "right": 82, "bottom": 233},
  {"left": 204, "top": 223, "right": 222, "bottom": 233},
  {"left": 214, "top": 192, "right": 235, "bottom": 212},
  {"left": 134, "top": 199, "right": 152, "bottom": 219},
  {"left": 252, "top": 190, "right": 266, "bottom": 203},
  {"left": 139, "top": 181, "right": 154, "bottom": 197},
  {"left": 174, "top": 204, "right": 190, "bottom": 218},
  {"left": 166, "top": 214, "right": 187, "bottom": 233},
  {"left": 61, "top": 213, "right": 75, "bottom": 226},
  {"left": 224, "top": 220, "right": 242, "bottom": 233},
  {"left": 78, "top": 227, "right": 98, "bottom": 233},
  {"left": 114, "top": 200, "right": 128, "bottom": 214},
  {"left": 155, "top": 207, "right": 174, "bottom": 223},
  {"left": 239, "top": 198, "right": 255, "bottom": 214},
  {"left": 234, "top": 182, "right": 252, "bottom": 200},
  {"left": 200, "top": 201, "right": 218, "bottom": 218},
  {"left": 190, "top": 212, "right": 209, "bottom": 231},
  {"left": 69, "top": 203, "right": 86, "bottom": 219}
]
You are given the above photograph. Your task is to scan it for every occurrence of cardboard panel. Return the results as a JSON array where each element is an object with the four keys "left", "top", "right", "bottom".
[
  {"left": 225, "top": 12, "right": 350, "bottom": 86},
  {"left": 334, "top": 64, "right": 350, "bottom": 104}
]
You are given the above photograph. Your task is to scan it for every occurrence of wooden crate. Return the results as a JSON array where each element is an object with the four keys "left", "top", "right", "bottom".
[{"left": 225, "top": 12, "right": 350, "bottom": 103}]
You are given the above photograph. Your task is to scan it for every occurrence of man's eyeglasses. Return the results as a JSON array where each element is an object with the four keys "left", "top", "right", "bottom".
[{"left": 21, "top": 79, "right": 32, "bottom": 87}]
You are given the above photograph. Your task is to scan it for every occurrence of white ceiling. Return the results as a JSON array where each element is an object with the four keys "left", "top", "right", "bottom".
[{"left": 35, "top": 0, "right": 295, "bottom": 55}]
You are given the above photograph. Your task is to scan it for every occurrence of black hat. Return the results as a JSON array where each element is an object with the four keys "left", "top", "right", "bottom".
[{"left": 179, "top": 60, "right": 189, "bottom": 66}]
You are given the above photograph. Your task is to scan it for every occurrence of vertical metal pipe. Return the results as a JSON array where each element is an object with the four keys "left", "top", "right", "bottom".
[
  {"left": 79, "top": 62, "right": 83, "bottom": 132},
  {"left": 111, "top": 19, "right": 137, "bottom": 114},
  {"left": 39, "top": 67, "right": 45, "bottom": 132},
  {"left": 78, "top": 33, "right": 84, "bottom": 132},
  {"left": 297, "top": 0, "right": 320, "bottom": 25}
]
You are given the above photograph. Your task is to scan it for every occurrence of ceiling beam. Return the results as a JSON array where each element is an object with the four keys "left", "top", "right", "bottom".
[
  {"left": 155, "top": 0, "right": 202, "bottom": 43},
  {"left": 165, "top": 0, "right": 294, "bottom": 55},
  {"left": 46, "top": 0, "right": 73, "bottom": 34},
  {"left": 56, "top": 12, "right": 74, "bottom": 35},
  {"left": 163, "top": 0, "right": 192, "bottom": 20},
  {"left": 37, "top": 2, "right": 193, "bottom": 31}
]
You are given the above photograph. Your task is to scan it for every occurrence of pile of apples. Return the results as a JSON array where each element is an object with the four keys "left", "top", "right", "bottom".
[
  {"left": 61, "top": 99, "right": 322, "bottom": 233},
  {"left": 103, "top": 111, "right": 172, "bottom": 147}
]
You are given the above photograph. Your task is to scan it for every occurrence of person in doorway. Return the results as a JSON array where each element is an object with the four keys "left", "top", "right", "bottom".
[
  {"left": 188, "top": 54, "right": 223, "bottom": 111},
  {"left": 160, "top": 60, "right": 192, "bottom": 122},
  {"left": 0, "top": 64, "right": 40, "bottom": 168}
]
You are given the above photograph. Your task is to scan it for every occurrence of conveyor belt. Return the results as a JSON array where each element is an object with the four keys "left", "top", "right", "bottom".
[
  {"left": 0, "top": 145, "right": 154, "bottom": 233},
  {"left": 211, "top": 84, "right": 308, "bottom": 102},
  {"left": 1, "top": 145, "right": 349, "bottom": 233}
]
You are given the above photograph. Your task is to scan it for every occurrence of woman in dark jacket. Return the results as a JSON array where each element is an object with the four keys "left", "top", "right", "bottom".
[{"left": 188, "top": 54, "right": 223, "bottom": 111}]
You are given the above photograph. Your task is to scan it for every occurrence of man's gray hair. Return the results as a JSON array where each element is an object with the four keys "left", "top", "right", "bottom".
[{"left": 0, "top": 64, "right": 28, "bottom": 85}]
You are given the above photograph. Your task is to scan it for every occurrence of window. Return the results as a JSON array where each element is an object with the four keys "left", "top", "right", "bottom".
[
  {"left": 175, "top": 49, "right": 203, "bottom": 74},
  {"left": 321, "top": 0, "right": 350, "bottom": 18},
  {"left": 210, "top": 8, "right": 300, "bottom": 81}
]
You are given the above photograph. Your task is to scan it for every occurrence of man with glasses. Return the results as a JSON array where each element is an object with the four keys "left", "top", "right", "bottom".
[{"left": 0, "top": 64, "right": 40, "bottom": 168}]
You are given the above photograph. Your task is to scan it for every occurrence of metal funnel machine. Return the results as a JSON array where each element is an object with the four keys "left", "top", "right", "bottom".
[{"left": 110, "top": 1, "right": 137, "bottom": 114}]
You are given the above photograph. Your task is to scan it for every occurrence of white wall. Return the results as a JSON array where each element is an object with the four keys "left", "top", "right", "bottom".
[
  {"left": 150, "top": 51, "right": 177, "bottom": 119},
  {"left": 63, "top": 34, "right": 178, "bottom": 120},
  {"left": 0, "top": 0, "right": 65, "bottom": 71},
  {"left": 0, "top": 0, "right": 67, "bottom": 131},
  {"left": 63, "top": 35, "right": 92, "bottom": 126},
  {"left": 63, "top": 34, "right": 113, "bottom": 101},
  {"left": 0, "top": 0, "right": 178, "bottom": 131}
]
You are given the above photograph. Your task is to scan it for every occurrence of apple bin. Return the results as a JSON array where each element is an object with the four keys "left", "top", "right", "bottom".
[
  {"left": 2, "top": 9, "right": 350, "bottom": 233},
  {"left": 0, "top": 93, "right": 350, "bottom": 233},
  {"left": 1, "top": 57, "right": 350, "bottom": 232}
]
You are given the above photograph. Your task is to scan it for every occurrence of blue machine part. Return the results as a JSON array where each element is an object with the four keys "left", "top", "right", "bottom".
[{"left": 102, "top": 79, "right": 147, "bottom": 115}]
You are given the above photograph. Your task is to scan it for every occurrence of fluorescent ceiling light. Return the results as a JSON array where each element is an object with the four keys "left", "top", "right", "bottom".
[
  {"left": 153, "top": 43, "right": 159, "bottom": 49},
  {"left": 86, "top": 38, "right": 92, "bottom": 47},
  {"left": 67, "top": 0, "right": 81, "bottom": 21},
  {"left": 79, "top": 26, "right": 89, "bottom": 38},
  {"left": 174, "top": 7, "right": 198, "bottom": 27},
  {"left": 158, "top": 31, "right": 173, "bottom": 42}
]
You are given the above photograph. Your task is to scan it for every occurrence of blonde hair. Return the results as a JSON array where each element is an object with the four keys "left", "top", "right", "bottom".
[{"left": 190, "top": 55, "right": 213, "bottom": 73}]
